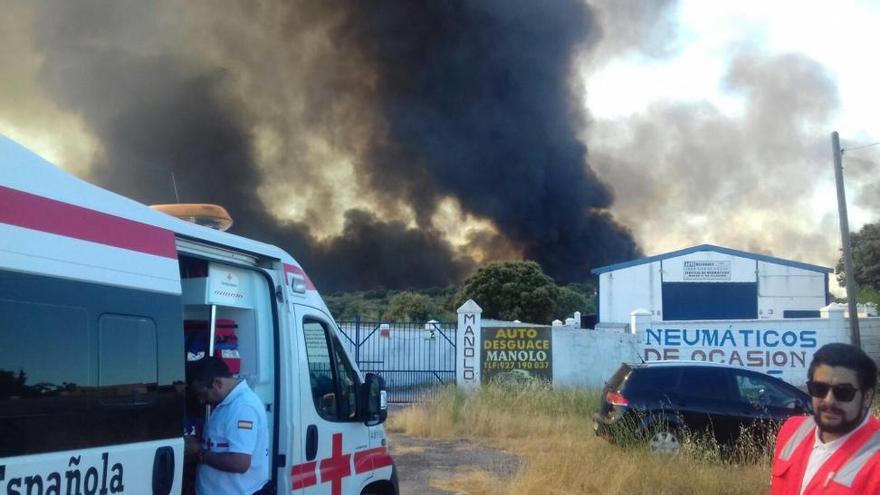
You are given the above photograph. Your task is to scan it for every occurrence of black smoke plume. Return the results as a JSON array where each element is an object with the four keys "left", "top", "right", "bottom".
[
  {"left": 327, "top": 0, "right": 641, "bottom": 283},
  {"left": 27, "top": 0, "right": 640, "bottom": 290}
]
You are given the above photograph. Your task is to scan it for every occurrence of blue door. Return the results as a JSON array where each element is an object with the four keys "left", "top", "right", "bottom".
[{"left": 662, "top": 282, "right": 758, "bottom": 320}]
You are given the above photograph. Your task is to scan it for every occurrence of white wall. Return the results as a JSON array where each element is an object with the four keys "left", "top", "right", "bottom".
[
  {"left": 757, "top": 261, "right": 827, "bottom": 319},
  {"left": 459, "top": 306, "right": 880, "bottom": 390},
  {"left": 861, "top": 318, "right": 880, "bottom": 363},
  {"left": 630, "top": 307, "right": 852, "bottom": 387},
  {"left": 599, "top": 262, "right": 661, "bottom": 325},
  {"left": 552, "top": 328, "right": 639, "bottom": 388}
]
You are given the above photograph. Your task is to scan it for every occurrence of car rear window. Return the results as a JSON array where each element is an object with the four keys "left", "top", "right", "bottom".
[{"left": 624, "top": 367, "right": 681, "bottom": 395}]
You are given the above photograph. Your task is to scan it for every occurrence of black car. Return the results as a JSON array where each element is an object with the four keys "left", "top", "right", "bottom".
[{"left": 592, "top": 361, "right": 811, "bottom": 454}]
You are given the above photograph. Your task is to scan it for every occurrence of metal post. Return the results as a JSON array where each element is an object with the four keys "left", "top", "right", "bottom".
[
  {"left": 208, "top": 304, "right": 217, "bottom": 356},
  {"left": 355, "top": 314, "right": 361, "bottom": 366},
  {"left": 206, "top": 304, "right": 218, "bottom": 419},
  {"left": 832, "top": 131, "right": 861, "bottom": 347}
]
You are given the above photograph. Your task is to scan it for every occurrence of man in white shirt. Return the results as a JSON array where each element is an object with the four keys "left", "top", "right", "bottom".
[{"left": 186, "top": 357, "right": 271, "bottom": 495}]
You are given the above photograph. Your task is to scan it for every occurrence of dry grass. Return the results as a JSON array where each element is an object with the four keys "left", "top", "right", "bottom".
[
  {"left": 432, "top": 468, "right": 502, "bottom": 494},
  {"left": 388, "top": 384, "right": 774, "bottom": 495}
]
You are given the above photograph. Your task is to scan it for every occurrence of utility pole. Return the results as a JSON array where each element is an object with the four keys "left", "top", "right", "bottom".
[{"left": 832, "top": 131, "right": 861, "bottom": 347}]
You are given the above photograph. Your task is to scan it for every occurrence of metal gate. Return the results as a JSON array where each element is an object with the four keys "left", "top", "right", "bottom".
[{"left": 337, "top": 319, "right": 456, "bottom": 402}]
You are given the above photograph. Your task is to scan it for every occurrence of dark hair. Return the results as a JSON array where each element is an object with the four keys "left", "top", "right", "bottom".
[
  {"left": 187, "top": 356, "right": 232, "bottom": 387},
  {"left": 808, "top": 343, "right": 878, "bottom": 391}
]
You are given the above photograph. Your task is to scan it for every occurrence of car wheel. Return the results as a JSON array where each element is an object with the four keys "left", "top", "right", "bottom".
[{"left": 648, "top": 429, "right": 681, "bottom": 455}]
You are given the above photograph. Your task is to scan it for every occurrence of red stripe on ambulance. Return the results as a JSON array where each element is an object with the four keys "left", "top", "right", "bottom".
[
  {"left": 290, "top": 433, "right": 393, "bottom": 492},
  {"left": 0, "top": 185, "right": 177, "bottom": 259},
  {"left": 291, "top": 461, "right": 318, "bottom": 489},
  {"left": 283, "top": 263, "right": 316, "bottom": 290},
  {"left": 353, "top": 447, "right": 393, "bottom": 473}
]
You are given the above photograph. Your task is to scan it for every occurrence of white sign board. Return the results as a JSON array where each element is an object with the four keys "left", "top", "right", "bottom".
[
  {"left": 683, "top": 260, "right": 731, "bottom": 281},
  {"left": 208, "top": 264, "right": 253, "bottom": 308}
]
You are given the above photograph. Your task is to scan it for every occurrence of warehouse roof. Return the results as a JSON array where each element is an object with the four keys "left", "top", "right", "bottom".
[{"left": 591, "top": 244, "right": 833, "bottom": 275}]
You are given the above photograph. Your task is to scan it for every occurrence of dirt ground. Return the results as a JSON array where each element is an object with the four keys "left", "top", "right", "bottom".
[{"left": 388, "top": 431, "right": 519, "bottom": 495}]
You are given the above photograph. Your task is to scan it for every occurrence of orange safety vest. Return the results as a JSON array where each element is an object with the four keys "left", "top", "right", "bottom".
[{"left": 771, "top": 415, "right": 880, "bottom": 494}]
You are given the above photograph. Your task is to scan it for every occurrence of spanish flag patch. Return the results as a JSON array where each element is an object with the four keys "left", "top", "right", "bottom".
[{"left": 238, "top": 420, "right": 254, "bottom": 430}]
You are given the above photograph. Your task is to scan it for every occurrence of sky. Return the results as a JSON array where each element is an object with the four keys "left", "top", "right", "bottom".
[
  {"left": 582, "top": 0, "right": 880, "bottom": 293},
  {"left": 1, "top": 1, "right": 878, "bottom": 293}
]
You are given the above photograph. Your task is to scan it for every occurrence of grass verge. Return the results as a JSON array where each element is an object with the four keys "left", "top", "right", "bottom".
[{"left": 388, "top": 383, "right": 776, "bottom": 495}]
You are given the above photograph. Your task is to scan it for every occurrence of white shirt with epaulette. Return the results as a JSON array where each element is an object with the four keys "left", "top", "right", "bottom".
[{"left": 197, "top": 380, "right": 270, "bottom": 495}]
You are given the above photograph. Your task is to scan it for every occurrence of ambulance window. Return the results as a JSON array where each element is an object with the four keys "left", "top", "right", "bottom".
[
  {"left": 0, "top": 299, "right": 90, "bottom": 398},
  {"left": 99, "top": 314, "right": 158, "bottom": 387},
  {"left": 0, "top": 270, "right": 183, "bottom": 457},
  {"left": 330, "top": 335, "right": 358, "bottom": 420},
  {"left": 302, "top": 319, "right": 359, "bottom": 421}
]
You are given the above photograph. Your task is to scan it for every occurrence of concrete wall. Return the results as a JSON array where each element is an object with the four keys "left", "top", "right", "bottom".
[
  {"left": 862, "top": 317, "right": 880, "bottom": 362},
  {"left": 630, "top": 306, "right": 853, "bottom": 387},
  {"left": 552, "top": 327, "right": 639, "bottom": 388},
  {"left": 458, "top": 301, "right": 880, "bottom": 390}
]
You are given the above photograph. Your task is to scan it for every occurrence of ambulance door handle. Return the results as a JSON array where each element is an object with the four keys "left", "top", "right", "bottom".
[{"left": 306, "top": 424, "right": 318, "bottom": 461}]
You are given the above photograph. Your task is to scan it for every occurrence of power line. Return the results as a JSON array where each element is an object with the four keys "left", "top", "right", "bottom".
[{"left": 842, "top": 141, "right": 880, "bottom": 154}]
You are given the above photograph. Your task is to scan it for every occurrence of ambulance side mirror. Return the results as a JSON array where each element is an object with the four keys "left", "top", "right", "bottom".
[{"left": 360, "top": 373, "right": 388, "bottom": 426}]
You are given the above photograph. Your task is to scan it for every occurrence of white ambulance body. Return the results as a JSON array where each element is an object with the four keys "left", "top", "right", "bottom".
[{"left": 0, "top": 135, "right": 397, "bottom": 495}]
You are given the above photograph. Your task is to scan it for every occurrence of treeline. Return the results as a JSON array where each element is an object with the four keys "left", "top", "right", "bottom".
[
  {"left": 325, "top": 260, "right": 596, "bottom": 324},
  {"left": 324, "top": 287, "right": 459, "bottom": 322}
]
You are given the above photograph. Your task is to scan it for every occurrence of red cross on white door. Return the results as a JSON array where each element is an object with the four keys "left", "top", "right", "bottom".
[{"left": 319, "top": 433, "right": 351, "bottom": 495}]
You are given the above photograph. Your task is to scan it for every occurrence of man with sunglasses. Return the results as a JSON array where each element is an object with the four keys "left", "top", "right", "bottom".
[{"left": 771, "top": 343, "right": 880, "bottom": 494}]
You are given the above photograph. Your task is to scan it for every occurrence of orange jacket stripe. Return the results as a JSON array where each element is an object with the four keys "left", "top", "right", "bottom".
[
  {"left": 772, "top": 415, "right": 880, "bottom": 494},
  {"left": 778, "top": 416, "right": 815, "bottom": 461},
  {"left": 833, "top": 431, "right": 880, "bottom": 487}
]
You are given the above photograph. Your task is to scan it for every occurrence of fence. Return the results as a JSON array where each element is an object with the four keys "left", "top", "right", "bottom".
[{"left": 337, "top": 319, "right": 456, "bottom": 402}]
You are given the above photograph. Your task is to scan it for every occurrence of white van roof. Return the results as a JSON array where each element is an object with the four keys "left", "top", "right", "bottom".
[
  {"left": 2, "top": 135, "right": 293, "bottom": 260},
  {"left": 0, "top": 135, "right": 323, "bottom": 304}
]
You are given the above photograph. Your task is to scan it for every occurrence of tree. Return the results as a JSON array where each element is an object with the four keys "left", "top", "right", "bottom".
[
  {"left": 383, "top": 291, "right": 437, "bottom": 321},
  {"left": 836, "top": 223, "right": 880, "bottom": 291},
  {"left": 453, "top": 260, "right": 560, "bottom": 323},
  {"left": 563, "top": 282, "right": 596, "bottom": 314},
  {"left": 554, "top": 287, "right": 588, "bottom": 320}
]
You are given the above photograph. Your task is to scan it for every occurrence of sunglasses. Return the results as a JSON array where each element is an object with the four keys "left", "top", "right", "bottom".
[{"left": 806, "top": 380, "right": 860, "bottom": 402}]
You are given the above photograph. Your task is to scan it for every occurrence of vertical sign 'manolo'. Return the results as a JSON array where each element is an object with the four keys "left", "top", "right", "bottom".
[{"left": 456, "top": 300, "right": 482, "bottom": 388}]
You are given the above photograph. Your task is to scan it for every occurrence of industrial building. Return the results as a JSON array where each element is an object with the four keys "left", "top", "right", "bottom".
[{"left": 592, "top": 244, "right": 832, "bottom": 325}]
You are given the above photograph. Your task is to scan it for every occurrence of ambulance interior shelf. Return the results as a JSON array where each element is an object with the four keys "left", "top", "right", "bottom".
[
  {"left": 178, "top": 256, "right": 276, "bottom": 438},
  {"left": 178, "top": 257, "right": 274, "bottom": 393},
  {"left": 184, "top": 318, "right": 241, "bottom": 373}
]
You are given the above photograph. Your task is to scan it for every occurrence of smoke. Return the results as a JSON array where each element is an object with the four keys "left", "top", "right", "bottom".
[
  {"left": 586, "top": 0, "right": 681, "bottom": 64},
  {"left": 12, "top": 0, "right": 640, "bottom": 290},
  {"left": 843, "top": 148, "right": 880, "bottom": 214},
  {"left": 587, "top": 50, "right": 841, "bottom": 266},
  {"left": 326, "top": 0, "right": 641, "bottom": 283}
]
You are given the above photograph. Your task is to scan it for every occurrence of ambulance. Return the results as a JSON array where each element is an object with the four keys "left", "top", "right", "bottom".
[{"left": 0, "top": 135, "right": 398, "bottom": 495}]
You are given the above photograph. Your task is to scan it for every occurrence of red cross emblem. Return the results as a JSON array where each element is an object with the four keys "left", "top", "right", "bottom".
[{"left": 319, "top": 433, "right": 351, "bottom": 495}]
